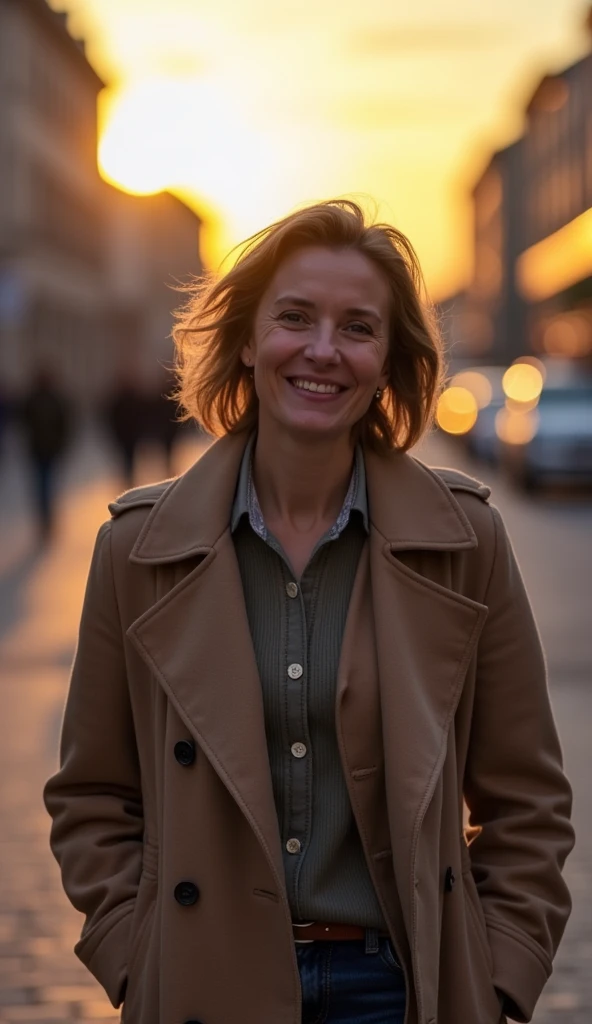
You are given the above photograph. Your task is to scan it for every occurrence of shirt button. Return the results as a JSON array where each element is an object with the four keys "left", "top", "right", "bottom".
[
  {"left": 288, "top": 663, "right": 303, "bottom": 679},
  {"left": 291, "top": 742, "right": 307, "bottom": 758},
  {"left": 286, "top": 838, "right": 301, "bottom": 854},
  {"left": 286, "top": 582, "right": 298, "bottom": 598}
]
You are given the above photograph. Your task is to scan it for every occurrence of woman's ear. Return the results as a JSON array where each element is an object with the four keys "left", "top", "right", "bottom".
[
  {"left": 240, "top": 343, "right": 254, "bottom": 368},
  {"left": 378, "top": 361, "right": 389, "bottom": 391}
]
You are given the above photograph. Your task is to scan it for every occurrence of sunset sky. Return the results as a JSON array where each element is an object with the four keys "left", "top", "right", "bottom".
[{"left": 51, "top": 0, "right": 589, "bottom": 300}]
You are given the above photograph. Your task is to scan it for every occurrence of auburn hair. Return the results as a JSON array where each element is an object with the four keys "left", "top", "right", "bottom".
[{"left": 172, "top": 199, "right": 444, "bottom": 452}]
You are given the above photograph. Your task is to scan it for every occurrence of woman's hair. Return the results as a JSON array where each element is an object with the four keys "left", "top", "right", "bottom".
[{"left": 172, "top": 198, "right": 444, "bottom": 452}]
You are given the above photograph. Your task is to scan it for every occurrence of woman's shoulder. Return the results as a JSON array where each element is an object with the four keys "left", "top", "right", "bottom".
[
  {"left": 430, "top": 465, "right": 491, "bottom": 504},
  {"left": 108, "top": 479, "right": 173, "bottom": 519},
  {"left": 427, "top": 462, "right": 500, "bottom": 558},
  {"left": 103, "top": 478, "right": 177, "bottom": 561}
]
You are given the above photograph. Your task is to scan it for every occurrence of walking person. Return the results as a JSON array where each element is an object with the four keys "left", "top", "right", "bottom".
[
  {"left": 104, "top": 369, "right": 149, "bottom": 488},
  {"left": 19, "top": 367, "right": 72, "bottom": 540},
  {"left": 44, "top": 200, "right": 574, "bottom": 1024},
  {"left": 144, "top": 366, "right": 182, "bottom": 479}
]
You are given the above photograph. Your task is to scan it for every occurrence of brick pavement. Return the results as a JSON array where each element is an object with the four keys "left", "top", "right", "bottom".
[
  {"left": 0, "top": 428, "right": 202, "bottom": 1023},
  {"left": 0, "top": 430, "right": 590, "bottom": 1022}
]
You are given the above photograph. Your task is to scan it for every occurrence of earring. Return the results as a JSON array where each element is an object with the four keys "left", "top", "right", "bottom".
[{"left": 375, "top": 388, "right": 383, "bottom": 400}]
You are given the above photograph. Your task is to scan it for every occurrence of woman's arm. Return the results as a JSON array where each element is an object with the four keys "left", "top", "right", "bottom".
[
  {"left": 464, "top": 505, "right": 575, "bottom": 1023},
  {"left": 43, "top": 522, "right": 143, "bottom": 1008}
]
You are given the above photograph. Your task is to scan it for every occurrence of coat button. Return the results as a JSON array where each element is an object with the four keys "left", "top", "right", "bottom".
[
  {"left": 174, "top": 740, "right": 196, "bottom": 766},
  {"left": 444, "top": 866, "right": 456, "bottom": 893},
  {"left": 183, "top": 1020, "right": 205, "bottom": 1024},
  {"left": 174, "top": 881, "right": 200, "bottom": 906}
]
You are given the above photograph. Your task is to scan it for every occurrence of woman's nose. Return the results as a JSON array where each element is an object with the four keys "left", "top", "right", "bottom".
[{"left": 305, "top": 323, "right": 340, "bottom": 363}]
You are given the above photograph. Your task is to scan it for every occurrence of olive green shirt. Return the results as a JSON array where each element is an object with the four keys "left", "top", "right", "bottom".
[{"left": 231, "top": 436, "right": 386, "bottom": 928}]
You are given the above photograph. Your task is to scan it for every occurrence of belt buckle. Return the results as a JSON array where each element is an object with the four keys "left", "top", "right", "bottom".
[{"left": 293, "top": 920, "right": 315, "bottom": 944}]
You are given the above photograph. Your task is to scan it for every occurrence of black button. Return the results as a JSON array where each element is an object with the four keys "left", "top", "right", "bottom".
[
  {"left": 174, "top": 881, "right": 200, "bottom": 906},
  {"left": 183, "top": 1020, "right": 205, "bottom": 1024},
  {"left": 174, "top": 740, "right": 196, "bottom": 766},
  {"left": 444, "top": 866, "right": 456, "bottom": 893}
]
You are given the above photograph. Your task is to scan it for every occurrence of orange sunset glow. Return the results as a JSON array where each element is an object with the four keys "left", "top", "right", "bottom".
[{"left": 50, "top": 0, "right": 588, "bottom": 296}]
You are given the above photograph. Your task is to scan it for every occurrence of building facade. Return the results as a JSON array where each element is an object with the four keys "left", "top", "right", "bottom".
[
  {"left": 454, "top": 9, "right": 592, "bottom": 367},
  {"left": 0, "top": 0, "right": 202, "bottom": 409},
  {"left": 517, "top": 49, "right": 592, "bottom": 362},
  {"left": 463, "top": 140, "right": 527, "bottom": 365}
]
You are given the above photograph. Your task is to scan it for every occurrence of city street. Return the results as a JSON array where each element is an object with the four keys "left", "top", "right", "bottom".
[{"left": 0, "top": 428, "right": 590, "bottom": 1023}]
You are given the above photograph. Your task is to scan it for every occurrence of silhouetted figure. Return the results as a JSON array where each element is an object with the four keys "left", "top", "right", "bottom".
[
  {"left": 104, "top": 375, "right": 147, "bottom": 488},
  {"left": 145, "top": 370, "right": 181, "bottom": 478},
  {"left": 19, "top": 369, "right": 72, "bottom": 540},
  {"left": 0, "top": 381, "right": 8, "bottom": 461}
]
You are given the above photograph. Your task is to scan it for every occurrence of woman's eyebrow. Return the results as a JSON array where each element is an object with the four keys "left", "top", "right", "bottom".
[
  {"left": 272, "top": 295, "right": 382, "bottom": 322},
  {"left": 272, "top": 295, "right": 316, "bottom": 309}
]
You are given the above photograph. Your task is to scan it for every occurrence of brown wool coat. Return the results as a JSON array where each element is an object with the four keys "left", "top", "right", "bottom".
[{"left": 44, "top": 432, "right": 574, "bottom": 1024}]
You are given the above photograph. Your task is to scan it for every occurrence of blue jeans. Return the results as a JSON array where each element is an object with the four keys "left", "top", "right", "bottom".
[{"left": 296, "top": 930, "right": 407, "bottom": 1024}]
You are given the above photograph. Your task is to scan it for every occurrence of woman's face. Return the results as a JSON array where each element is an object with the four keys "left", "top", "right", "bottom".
[{"left": 242, "top": 246, "right": 391, "bottom": 445}]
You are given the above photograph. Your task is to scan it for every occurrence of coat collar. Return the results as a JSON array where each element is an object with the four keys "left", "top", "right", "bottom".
[{"left": 130, "top": 430, "right": 477, "bottom": 564}]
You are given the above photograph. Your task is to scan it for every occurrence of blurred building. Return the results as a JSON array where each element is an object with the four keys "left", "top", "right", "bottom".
[
  {"left": 0, "top": 0, "right": 202, "bottom": 411},
  {"left": 517, "top": 39, "right": 592, "bottom": 364},
  {"left": 0, "top": 0, "right": 108, "bottom": 402},
  {"left": 447, "top": 8, "right": 592, "bottom": 367},
  {"left": 465, "top": 141, "right": 527, "bottom": 366},
  {"left": 106, "top": 188, "right": 202, "bottom": 391}
]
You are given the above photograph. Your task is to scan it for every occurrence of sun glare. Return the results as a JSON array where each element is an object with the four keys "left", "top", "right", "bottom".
[
  {"left": 98, "top": 75, "right": 290, "bottom": 266},
  {"left": 99, "top": 76, "right": 277, "bottom": 201}
]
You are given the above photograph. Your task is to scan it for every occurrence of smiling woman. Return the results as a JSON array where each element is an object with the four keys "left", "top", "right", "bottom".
[
  {"left": 44, "top": 198, "right": 574, "bottom": 1024},
  {"left": 172, "top": 198, "right": 443, "bottom": 450}
]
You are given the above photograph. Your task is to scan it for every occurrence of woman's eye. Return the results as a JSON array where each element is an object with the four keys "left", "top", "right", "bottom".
[
  {"left": 346, "top": 322, "right": 372, "bottom": 335},
  {"left": 279, "top": 311, "right": 306, "bottom": 324}
]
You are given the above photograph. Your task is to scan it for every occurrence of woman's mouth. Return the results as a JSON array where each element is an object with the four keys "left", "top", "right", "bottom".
[{"left": 288, "top": 378, "right": 345, "bottom": 395}]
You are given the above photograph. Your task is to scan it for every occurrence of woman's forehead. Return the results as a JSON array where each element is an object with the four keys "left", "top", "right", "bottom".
[{"left": 263, "top": 246, "right": 391, "bottom": 307}]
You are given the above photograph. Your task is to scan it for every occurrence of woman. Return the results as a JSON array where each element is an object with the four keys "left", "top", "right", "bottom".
[{"left": 44, "top": 200, "right": 574, "bottom": 1024}]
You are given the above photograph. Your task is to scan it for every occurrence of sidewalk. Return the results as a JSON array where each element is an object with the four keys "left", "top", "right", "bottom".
[
  {"left": 0, "top": 428, "right": 124, "bottom": 1022},
  {"left": 0, "top": 426, "right": 205, "bottom": 1023}
]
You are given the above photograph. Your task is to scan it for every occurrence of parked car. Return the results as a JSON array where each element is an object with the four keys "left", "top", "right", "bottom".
[{"left": 500, "top": 382, "right": 592, "bottom": 491}]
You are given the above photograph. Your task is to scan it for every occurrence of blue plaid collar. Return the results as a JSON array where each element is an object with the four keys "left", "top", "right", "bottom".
[{"left": 230, "top": 434, "right": 369, "bottom": 539}]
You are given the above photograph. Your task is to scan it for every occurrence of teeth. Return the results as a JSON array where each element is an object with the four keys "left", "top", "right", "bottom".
[{"left": 292, "top": 379, "right": 340, "bottom": 394}]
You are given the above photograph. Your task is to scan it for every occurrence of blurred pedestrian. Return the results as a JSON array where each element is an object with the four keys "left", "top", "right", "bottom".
[
  {"left": 44, "top": 200, "right": 574, "bottom": 1024},
  {"left": 19, "top": 367, "right": 72, "bottom": 540},
  {"left": 104, "top": 370, "right": 147, "bottom": 488},
  {"left": 144, "top": 367, "right": 181, "bottom": 478},
  {"left": 0, "top": 378, "right": 8, "bottom": 461}
]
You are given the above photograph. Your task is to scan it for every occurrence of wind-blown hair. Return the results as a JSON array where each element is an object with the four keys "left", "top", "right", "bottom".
[{"left": 172, "top": 199, "right": 444, "bottom": 452}]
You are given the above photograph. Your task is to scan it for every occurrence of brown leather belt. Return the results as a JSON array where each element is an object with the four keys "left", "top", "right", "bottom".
[{"left": 292, "top": 921, "right": 390, "bottom": 942}]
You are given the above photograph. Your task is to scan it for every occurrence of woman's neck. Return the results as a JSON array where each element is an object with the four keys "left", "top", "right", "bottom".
[{"left": 252, "top": 424, "right": 355, "bottom": 534}]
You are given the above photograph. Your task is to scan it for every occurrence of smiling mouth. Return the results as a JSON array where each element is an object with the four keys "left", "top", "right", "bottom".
[{"left": 288, "top": 377, "right": 346, "bottom": 395}]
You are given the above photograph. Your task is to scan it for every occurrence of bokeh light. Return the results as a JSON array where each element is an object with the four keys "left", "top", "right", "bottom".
[
  {"left": 436, "top": 386, "right": 478, "bottom": 435},
  {"left": 542, "top": 313, "right": 592, "bottom": 358},
  {"left": 502, "top": 363, "right": 544, "bottom": 404},
  {"left": 495, "top": 407, "right": 540, "bottom": 445},
  {"left": 512, "top": 355, "right": 548, "bottom": 382},
  {"left": 451, "top": 371, "right": 493, "bottom": 409}
]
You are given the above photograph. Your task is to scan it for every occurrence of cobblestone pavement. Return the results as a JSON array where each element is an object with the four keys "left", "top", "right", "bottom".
[{"left": 0, "top": 428, "right": 590, "bottom": 1022}]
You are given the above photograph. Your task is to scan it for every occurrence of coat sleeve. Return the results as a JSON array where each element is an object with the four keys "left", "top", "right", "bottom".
[
  {"left": 43, "top": 521, "right": 143, "bottom": 1008},
  {"left": 464, "top": 504, "right": 575, "bottom": 1023}
]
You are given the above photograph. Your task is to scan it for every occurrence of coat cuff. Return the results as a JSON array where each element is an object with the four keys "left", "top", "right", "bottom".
[
  {"left": 488, "top": 923, "right": 550, "bottom": 1022},
  {"left": 74, "top": 901, "right": 134, "bottom": 1008}
]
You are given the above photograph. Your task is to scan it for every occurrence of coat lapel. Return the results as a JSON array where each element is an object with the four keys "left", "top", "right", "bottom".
[
  {"left": 363, "top": 449, "right": 489, "bottom": 925},
  {"left": 126, "top": 433, "right": 285, "bottom": 887}
]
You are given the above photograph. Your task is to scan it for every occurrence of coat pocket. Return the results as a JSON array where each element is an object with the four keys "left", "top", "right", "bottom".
[
  {"left": 122, "top": 863, "right": 158, "bottom": 1022},
  {"left": 462, "top": 866, "right": 494, "bottom": 976}
]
